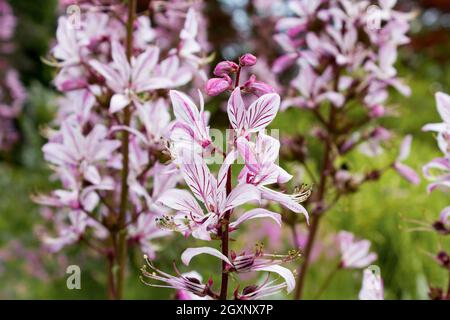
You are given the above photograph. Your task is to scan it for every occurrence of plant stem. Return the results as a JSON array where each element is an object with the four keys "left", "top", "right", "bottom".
[
  {"left": 106, "top": 251, "right": 116, "bottom": 299},
  {"left": 294, "top": 106, "right": 336, "bottom": 300},
  {"left": 115, "top": 0, "right": 136, "bottom": 300},
  {"left": 219, "top": 165, "right": 232, "bottom": 300},
  {"left": 220, "top": 128, "right": 234, "bottom": 300}
]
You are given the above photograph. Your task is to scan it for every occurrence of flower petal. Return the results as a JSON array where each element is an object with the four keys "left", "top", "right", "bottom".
[
  {"left": 230, "top": 208, "right": 281, "bottom": 230},
  {"left": 181, "top": 247, "right": 232, "bottom": 266},
  {"left": 252, "top": 265, "right": 296, "bottom": 293},
  {"left": 245, "top": 93, "right": 280, "bottom": 132}
]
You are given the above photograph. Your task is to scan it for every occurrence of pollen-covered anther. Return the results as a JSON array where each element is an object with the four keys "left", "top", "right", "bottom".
[{"left": 292, "top": 184, "right": 312, "bottom": 203}]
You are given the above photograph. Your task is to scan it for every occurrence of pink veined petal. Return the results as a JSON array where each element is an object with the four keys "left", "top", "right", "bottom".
[
  {"left": 435, "top": 92, "right": 450, "bottom": 123},
  {"left": 230, "top": 208, "right": 281, "bottom": 230},
  {"left": 227, "top": 88, "right": 246, "bottom": 130},
  {"left": 181, "top": 247, "right": 232, "bottom": 266},
  {"left": 393, "top": 162, "right": 420, "bottom": 185},
  {"left": 137, "top": 77, "right": 174, "bottom": 92},
  {"left": 132, "top": 46, "right": 160, "bottom": 88},
  {"left": 180, "top": 8, "right": 198, "bottom": 40},
  {"left": 111, "top": 41, "right": 131, "bottom": 83},
  {"left": 170, "top": 90, "right": 201, "bottom": 128},
  {"left": 89, "top": 60, "right": 123, "bottom": 93},
  {"left": 260, "top": 187, "right": 309, "bottom": 223},
  {"left": 256, "top": 133, "right": 280, "bottom": 165},
  {"left": 157, "top": 189, "right": 204, "bottom": 217},
  {"left": 224, "top": 183, "right": 261, "bottom": 212},
  {"left": 236, "top": 137, "right": 259, "bottom": 173},
  {"left": 245, "top": 93, "right": 280, "bottom": 133},
  {"left": 110, "top": 93, "right": 130, "bottom": 114},
  {"left": 61, "top": 121, "right": 84, "bottom": 160},
  {"left": 42, "top": 143, "right": 76, "bottom": 165},
  {"left": 83, "top": 165, "right": 101, "bottom": 185},
  {"left": 252, "top": 265, "right": 295, "bottom": 294},
  {"left": 397, "top": 134, "right": 412, "bottom": 161},
  {"left": 180, "top": 154, "right": 213, "bottom": 207}
]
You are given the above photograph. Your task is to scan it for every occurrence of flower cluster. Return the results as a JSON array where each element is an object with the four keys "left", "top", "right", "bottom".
[
  {"left": 255, "top": 0, "right": 416, "bottom": 299},
  {"left": 141, "top": 55, "right": 310, "bottom": 300},
  {"left": 36, "top": 0, "right": 209, "bottom": 298},
  {"left": 423, "top": 92, "right": 450, "bottom": 299},
  {"left": 0, "top": 0, "right": 26, "bottom": 152},
  {"left": 273, "top": 0, "right": 415, "bottom": 165}
]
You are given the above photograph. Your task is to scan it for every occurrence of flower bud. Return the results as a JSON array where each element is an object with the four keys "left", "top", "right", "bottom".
[
  {"left": 205, "top": 75, "right": 232, "bottom": 96},
  {"left": 242, "top": 75, "right": 275, "bottom": 96},
  {"left": 213, "top": 61, "right": 239, "bottom": 76},
  {"left": 369, "top": 104, "right": 385, "bottom": 118},
  {"left": 239, "top": 53, "right": 257, "bottom": 67}
]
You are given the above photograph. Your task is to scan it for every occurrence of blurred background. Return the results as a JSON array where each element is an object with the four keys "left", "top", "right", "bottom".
[{"left": 0, "top": 0, "right": 449, "bottom": 299}]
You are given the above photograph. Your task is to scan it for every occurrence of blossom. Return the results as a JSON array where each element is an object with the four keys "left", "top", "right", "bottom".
[
  {"left": 213, "top": 61, "right": 239, "bottom": 76},
  {"left": 42, "top": 210, "right": 107, "bottom": 253},
  {"left": 205, "top": 76, "right": 232, "bottom": 96},
  {"left": 234, "top": 276, "right": 289, "bottom": 300},
  {"left": 157, "top": 152, "right": 262, "bottom": 240},
  {"left": 359, "top": 267, "right": 384, "bottom": 300},
  {"left": 239, "top": 53, "right": 257, "bottom": 67},
  {"left": 128, "top": 214, "right": 170, "bottom": 260},
  {"left": 237, "top": 133, "right": 310, "bottom": 220},
  {"left": 337, "top": 231, "right": 377, "bottom": 269},
  {"left": 169, "top": 90, "right": 212, "bottom": 152},
  {"left": 38, "top": 1, "right": 210, "bottom": 297},
  {"left": 227, "top": 87, "right": 280, "bottom": 136},
  {"left": 423, "top": 92, "right": 450, "bottom": 193},
  {"left": 42, "top": 121, "right": 121, "bottom": 185},
  {"left": 423, "top": 92, "right": 450, "bottom": 155},
  {"left": 0, "top": 1, "right": 26, "bottom": 151},
  {"left": 141, "top": 256, "right": 216, "bottom": 299},
  {"left": 181, "top": 246, "right": 297, "bottom": 294},
  {"left": 89, "top": 41, "right": 172, "bottom": 113}
]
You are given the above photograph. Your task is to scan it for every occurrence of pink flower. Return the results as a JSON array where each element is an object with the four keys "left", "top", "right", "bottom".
[
  {"left": 141, "top": 257, "right": 216, "bottom": 299},
  {"left": 237, "top": 133, "right": 309, "bottom": 221},
  {"left": 359, "top": 267, "right": 384, "bottom": 300},
  {"left": 205, "top": 75, "right": 232, "bottom": 96},
  {"left": 337, "top": 231, "right": 377, "bottom": 269},
  {"left": 128, "top": 214, "right": 170, "bottom": 260},
  {"left": 213, "top": 61, "right": 239, "bottom": 76},
  {"left": 423, "top": 92, "right": 450, "bottom": 155},
  {"left": 181, "top": 246, "right": 296, "bottom": 294},
  {"left": 234, "top": 276, "right": 291, "bottom": 300},
  {"left": 42, "top": 210, "right": 107, "bottom": 253},
  {"left": 227, "top": 87, "right": 280, "bottom": 136},
  {"left": 423, "top": 92, "right": 450, "bottom": 194},
  {"left": 239, "top": 53, "right": 257, "bottom": 67},
  {"left": 42, "top": 121, "right": 121, "bottom": 185},
  {"left": 157, "top": 152, "right": 262, "bottom": 240},
  {"left": 169, "top": 90, "right": 212, "bottom": 152},
  {"left": 242, "top": 74, "right": 276, "bottom": 97},
  {"left": 89, "top": 41, "right": 173, "bottom": 113}
]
